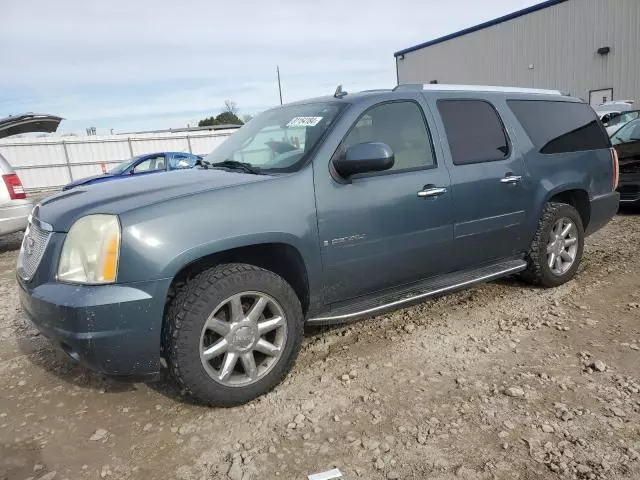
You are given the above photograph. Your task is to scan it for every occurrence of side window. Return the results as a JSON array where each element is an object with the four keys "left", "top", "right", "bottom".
[
  {"left": 437, "top": 99, "right": 509, "bottom": 165},
  {"left": 507, "top": 100, "right": 610, "bottom": 154},
  {"left": 170, "top": 153, "right": 195, "bottom": 169},
  {"left": 342, "top": 101, "right": 436, "bottom": 172},
  {"left": 133, "top": 155, "right": 166, "bottom": 173}
]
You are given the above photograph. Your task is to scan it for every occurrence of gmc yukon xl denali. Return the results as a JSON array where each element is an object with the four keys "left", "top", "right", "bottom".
[{"left": 18, "top": 85, "right": 620, "bottom": 406}]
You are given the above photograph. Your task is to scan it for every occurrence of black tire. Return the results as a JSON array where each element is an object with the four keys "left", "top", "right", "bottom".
[
  {"left": 166, "top": 263, "right": 303, "bottom": 406},
  {"left": 521, "top": 202, "right": 585, "bottom": 288}
]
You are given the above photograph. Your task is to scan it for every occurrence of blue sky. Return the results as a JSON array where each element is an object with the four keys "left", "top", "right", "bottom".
[{"left": 1, "top": 0, "right": 539, "bottom": 134}]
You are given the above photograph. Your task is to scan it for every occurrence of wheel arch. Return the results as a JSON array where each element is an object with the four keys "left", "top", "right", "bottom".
[
  {"left": 163, "top": 238, "right": 312, "bottom": 315},
  {"left": 545, "top": 188, "right": 591, "bottom": 229}
]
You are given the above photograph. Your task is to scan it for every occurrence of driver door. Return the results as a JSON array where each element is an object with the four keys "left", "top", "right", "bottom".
[{"left": 314, "top": 99, "right": 454, "bottom": 303}]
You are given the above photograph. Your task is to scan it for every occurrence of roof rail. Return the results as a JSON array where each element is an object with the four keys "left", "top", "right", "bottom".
[
  {"left": 359, "top": 89, "right": 393, "bottom": 93},
  {"left": 393, "top": 84, "right": 563, "bottom": 95}
]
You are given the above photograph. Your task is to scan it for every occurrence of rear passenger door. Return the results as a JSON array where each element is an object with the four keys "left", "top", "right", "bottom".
[{"left": 433, "top": 98, "right": 529, "bottom": 269}]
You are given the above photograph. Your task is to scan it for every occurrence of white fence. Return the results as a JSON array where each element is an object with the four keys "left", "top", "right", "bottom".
[{"left": 0, "top": 129, "right": 237, "bottom": 191}]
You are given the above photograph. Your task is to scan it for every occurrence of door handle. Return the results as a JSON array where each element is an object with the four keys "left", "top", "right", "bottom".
[
  {"left": 500, "top": 175, "right": 522, "bottom": 184},
  {"left": 417, "top": 187, "right": 447, "bottom": 198}
]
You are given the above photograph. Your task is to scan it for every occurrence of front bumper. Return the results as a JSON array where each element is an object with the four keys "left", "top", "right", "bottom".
[
  {"left": 585, "top": 191, "right": 620, "bottom": 236},
  {"left": 18, "top": 276, "right": 172, "bottom": 377}
]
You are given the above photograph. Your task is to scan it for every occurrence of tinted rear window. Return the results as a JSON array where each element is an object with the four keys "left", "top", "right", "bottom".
[
  {"left": 507, "top": 100, "right": 610, "bottom": 154},
  {"left": 437, "top": 100, "right": 510, "bottom": 165}
]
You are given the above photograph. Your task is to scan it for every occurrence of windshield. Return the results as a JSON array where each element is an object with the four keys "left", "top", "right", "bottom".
[
  {"left": 611, "top": 119, "right": 640, "bottom": 145},
  {"left": 203, "top": 102, "right": 345, "bottom": 171},
  {"left": 607, "top": 111, "right": 640, "bottom": 129},
  {"left": 108, "top": 156, "right": 141, "bottom": 174}
]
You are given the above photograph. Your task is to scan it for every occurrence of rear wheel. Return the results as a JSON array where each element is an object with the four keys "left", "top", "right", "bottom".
[
  {"left": 166, "top": 264, "right": 303, "bottom": 406},
  {"left": 521, "top": 202, "right": 584, "bottom": 287}
]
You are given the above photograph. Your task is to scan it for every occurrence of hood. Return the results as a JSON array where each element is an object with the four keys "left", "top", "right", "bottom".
[
  {"left": 38, "top": 168, "right": 272, "bottom": 232},
  {"left": 0, "top": 113, "right": 63, "bottom": 139},
  {"left": 63, "top": 173, "right": 116, "bottom": 190}
]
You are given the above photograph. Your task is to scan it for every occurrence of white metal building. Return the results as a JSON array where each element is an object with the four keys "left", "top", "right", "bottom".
[{"left": 394, "top": 0, "right": 640, "bottom": 106}]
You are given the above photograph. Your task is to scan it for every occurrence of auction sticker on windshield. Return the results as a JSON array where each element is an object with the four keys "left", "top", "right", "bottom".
[{"left": 287, "top": 117, "right": 323, "bottom": 127}]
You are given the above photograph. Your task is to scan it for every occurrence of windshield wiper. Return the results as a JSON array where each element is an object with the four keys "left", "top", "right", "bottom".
[{"left": 210, "top": 159, "right": 262, "bottom": 175}]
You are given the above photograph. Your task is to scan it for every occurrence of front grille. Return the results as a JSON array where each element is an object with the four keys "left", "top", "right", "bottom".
[
  {"left": 17, "top": 221, "right": 52, "bottom": 281},
  {"left": 618, "top": 184, "right": 640, "bottom": 201}
]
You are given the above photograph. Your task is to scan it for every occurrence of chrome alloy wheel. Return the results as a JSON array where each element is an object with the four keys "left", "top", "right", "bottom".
[
  {"left": 199, "top": 291, "right": 287, "bottom": 387},
  {"left": 546, "top": 217, "right": 578, "bottom": 275}
]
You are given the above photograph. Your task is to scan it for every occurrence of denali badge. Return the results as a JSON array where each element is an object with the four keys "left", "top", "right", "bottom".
[{"left": 323, "top": 234, "right": 367, "bottom": 247}]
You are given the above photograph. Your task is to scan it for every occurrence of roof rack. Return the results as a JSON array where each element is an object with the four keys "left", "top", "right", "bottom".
[
  {"left": 359, "top": 89, "right": 393, "bottom": 93},
  {"left": 393, "top": 84, "right": 563, "bottom": 95}
]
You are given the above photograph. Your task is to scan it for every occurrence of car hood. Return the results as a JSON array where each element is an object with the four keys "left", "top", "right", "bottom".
[
  {"left": 0, "top": 113, "right": 63, "bottom": 139},
  {"left": 38, "top": 168, "right": 272, "bottom": 232},
  {"left": 64, "top": 173, "right": 116, "bottom": 189}
]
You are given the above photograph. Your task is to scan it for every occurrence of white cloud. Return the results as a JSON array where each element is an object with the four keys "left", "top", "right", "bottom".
[{"left": 0, "top": 0, "right": 539, "bottom": 132}]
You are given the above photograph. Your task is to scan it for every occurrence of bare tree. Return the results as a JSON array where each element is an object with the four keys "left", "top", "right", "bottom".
[{"left": 223, "top": 100, "right": 239, "bottom": 115}]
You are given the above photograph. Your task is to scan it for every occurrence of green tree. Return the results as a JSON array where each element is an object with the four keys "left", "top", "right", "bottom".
[
  {"left": 197, "top": 116, "right": 217, "bottom": 127},
  {"left": 197, "top": 100, "right": 244, "bottom": 127},
  {"left": 215, "top": 111, "right": 243, "bottom": 125}
]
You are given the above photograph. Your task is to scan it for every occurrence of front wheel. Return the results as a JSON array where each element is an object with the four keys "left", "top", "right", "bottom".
[
  {"left": 521, "top": 202, "right": 585, "bottom": 288},
  {"left": 166, "top": 264, "right": 303, "bottom": 406}
]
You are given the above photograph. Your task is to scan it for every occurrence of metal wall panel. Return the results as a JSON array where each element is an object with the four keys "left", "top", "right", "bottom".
[
  {"left": 189, "top": 134, "right": 230, "bottom": 155},
  {"left": 0, "top": 130, "right": 236, "bottom": 191},
  {"left": 131, "top": 137, "right": 190, "bottom": 156},
  {"left": 66, "top": 139, "right": 132, "bottom": 164},
  {"left": 17, "top": 167, "right": 70, "bottom": 190},
  {"left": 397, "top": 0, "right": 640, "bottom": 103}
]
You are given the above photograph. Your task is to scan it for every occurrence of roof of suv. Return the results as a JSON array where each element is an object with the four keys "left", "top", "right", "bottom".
[{"left": 283, "top": 84, "right": 576, "bottom": 108}]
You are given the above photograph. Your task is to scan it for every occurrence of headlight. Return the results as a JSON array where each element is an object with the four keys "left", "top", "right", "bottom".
[{"left": 57, "top": 215, "right": 121, "bottom": 284}]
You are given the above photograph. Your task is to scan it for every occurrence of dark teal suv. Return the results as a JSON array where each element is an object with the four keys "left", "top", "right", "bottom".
[{"left": 17, "top": 85, "right": 619, "bottom": 406}]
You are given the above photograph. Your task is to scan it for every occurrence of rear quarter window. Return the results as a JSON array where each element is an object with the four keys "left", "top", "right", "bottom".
[{"left": 507, "top": 100, "right": 610, "bottom": 154}]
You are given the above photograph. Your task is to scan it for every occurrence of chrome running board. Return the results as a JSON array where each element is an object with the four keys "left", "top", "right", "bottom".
[{"left": 307, "top": 259, "right": 527, "bottom": 325}]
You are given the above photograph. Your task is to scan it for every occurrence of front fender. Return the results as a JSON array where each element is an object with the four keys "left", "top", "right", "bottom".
[
  {"left": 114, "top": 168, "right": 322, "bottom": 294},
  {"left": 160, "top": 232, "right": 314, "bottom": 279}
]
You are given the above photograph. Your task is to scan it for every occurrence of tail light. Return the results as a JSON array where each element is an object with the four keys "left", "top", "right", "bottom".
[
  {"left": 2, "top": 173, "right": 27, "bottom": 200},
  {"left": 610, "top": 147, "right": 619, "bottom": 190}
]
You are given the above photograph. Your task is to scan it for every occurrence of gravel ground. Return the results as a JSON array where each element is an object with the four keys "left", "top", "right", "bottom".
[{"left": 1, "top": 212, "right": 639, "bottom": 480}]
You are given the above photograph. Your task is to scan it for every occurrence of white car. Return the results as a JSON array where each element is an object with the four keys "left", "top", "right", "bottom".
[
  {"left": 0, "top": 153, "right": 32, "bottom": 235},
  {"left": 603, "top": 110, "right": 640, "bottom": 136},
  {"left": 594, "top": 100, "right": 634, "bottom": 125},
  {"left": 0, "top": 113, "right": 62, "bottom": 236}
]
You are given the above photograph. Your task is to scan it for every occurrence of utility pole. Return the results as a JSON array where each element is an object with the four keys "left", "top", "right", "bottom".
[{"left": 277, "top": 66, "right": 283, "bottom": 105}]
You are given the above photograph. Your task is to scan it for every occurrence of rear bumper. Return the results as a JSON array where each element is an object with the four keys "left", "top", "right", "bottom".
[
  {"left": 0, "top": 200, "right": 32, "bottom": 235},
  {"left": 585, "top": 191, "right": 620, "bottom": 236},
  {"left": 18, "top": 276, "right": 172, "bottom": 377}
]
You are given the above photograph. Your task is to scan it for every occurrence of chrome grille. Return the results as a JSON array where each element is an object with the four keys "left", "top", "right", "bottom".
[
  {"left": 17, "top": 220, "right": 52, "bottom": 281},
  {"left": 619, "top": 185, "right": 640, "bottom": 201}
]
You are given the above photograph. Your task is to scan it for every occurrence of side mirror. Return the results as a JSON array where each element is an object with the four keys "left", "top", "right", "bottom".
[{"left": 333, "top": 142, "right": 394, "bottom": 178}]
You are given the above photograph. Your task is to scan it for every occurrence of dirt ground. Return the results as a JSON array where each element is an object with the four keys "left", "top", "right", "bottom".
[{"left": 1, "top": 211, "right": 639, "bottom": 480}]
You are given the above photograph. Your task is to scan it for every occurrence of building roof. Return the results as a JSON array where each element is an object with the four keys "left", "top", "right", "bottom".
[{"left": 394, "top": 0, "right": 568, "bottom": 57}]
